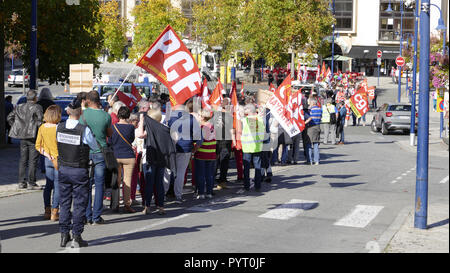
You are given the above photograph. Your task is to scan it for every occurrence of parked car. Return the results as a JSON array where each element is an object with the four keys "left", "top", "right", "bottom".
[
  {"left": 93, "top": 82, "right": 153, "bottom": 99},
  {"left": 371, "top": 103, "right": 418, "bottom": 135},
  {"left": 7, "top": 69, "right": 29, "bottom": 87},
  {"left": 53, "top": 99, "right": 72, "bottom": 122}
]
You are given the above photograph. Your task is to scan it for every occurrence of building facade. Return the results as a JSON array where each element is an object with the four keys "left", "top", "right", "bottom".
[{"left": 331, "top": 0, "right": 448, "bottom": 76}]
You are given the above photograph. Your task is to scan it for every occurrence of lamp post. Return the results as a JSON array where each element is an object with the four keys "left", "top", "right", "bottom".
[
  {"left": 330, "top": 0, "right": 336, "bottom": 77},
  {"left": 415, "top": 0, "right": 431, "bottom": 230},
  {"left": 30, "top": 0, "right": 37, "bottom": 90},
  {"left": 410, "top": 5, "right": 419, "bottom": 147}
]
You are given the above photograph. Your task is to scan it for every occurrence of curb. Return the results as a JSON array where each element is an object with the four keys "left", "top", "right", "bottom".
[{"left": 378, "top": 206, "right": 413, "bottom": 253}]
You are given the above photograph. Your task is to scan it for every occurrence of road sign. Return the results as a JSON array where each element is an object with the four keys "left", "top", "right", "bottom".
[
  {"left": 69, "top": 63, "right": 93, "bottom": 93},
  {"left": 377, "top": 58, "right": 382, "bottom": 66},
  {"left": 377, "top": 50, "right": 382, "bottom": 58},
  {"left": 396, "top": 56, "right": 405, "bottom": 67}
]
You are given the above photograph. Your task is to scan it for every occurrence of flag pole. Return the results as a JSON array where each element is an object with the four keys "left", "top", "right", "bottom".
[{"left": 109, "top": 63, "right": 138, "bottom": 102}]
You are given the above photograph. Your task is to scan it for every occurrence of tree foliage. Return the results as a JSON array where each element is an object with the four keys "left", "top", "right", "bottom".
[
  {"left": 3, "top": 0, "right": 103, "bottom": 85},
  {"left": 98, "top": 0, "right": 130, "bottom": 62},
  {"left": 129, "top": 0, "right": 188, "bottom": 61}
]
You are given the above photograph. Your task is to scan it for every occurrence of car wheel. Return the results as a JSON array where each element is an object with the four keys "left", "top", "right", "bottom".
[
  {"left": 7, "top": 84, "right": 11, "bottom": 87},
  {"left": 381, "top": 121, "right": 389, "bottom": 135},
  {"left": 371, "top": 119, "right": 380, "bottom": 132}
]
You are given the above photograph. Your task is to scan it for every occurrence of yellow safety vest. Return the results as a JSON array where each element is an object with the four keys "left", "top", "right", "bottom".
[{"left": 241, "top": 116, "right": 265, "bottom": 154}]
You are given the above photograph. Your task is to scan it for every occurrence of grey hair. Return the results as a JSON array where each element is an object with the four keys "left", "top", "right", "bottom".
[
  {"left": 112, "top": 101, "right": 126, "bottom": 114},
  {"left": 326, "top": 97, "right": 333, "bottom": 104},
  {"left": 244, "top": 103, "right": 256, "bottom": 114},
  {"left": 38, "top": 88, "right": 53, "bottom": 101},
  {"left": 137, "top": 99, "right": 149, "bottom": 110},
  {"left": 26, "top": 90, "right": 37, "bottom": 101},
  {"left": 129, "top": 113, "right": 139, "bottom": 122},
  {"left": 309, "top": 98, "right": 317, "bottom": 105}
]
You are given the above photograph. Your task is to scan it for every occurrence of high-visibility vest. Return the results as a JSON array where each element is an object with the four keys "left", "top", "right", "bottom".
[
  {"left": 321, "top": 104, "right": 336, "bottom": 123},
  {"left": 195, "top": 124, "right": 216, "bottom": 160},
  {"left": 241, "top": 116, "right": 265, "bottom": 154}
]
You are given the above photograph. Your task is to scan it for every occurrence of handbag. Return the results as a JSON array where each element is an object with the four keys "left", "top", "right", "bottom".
[{"left": 82, "top": 115, "right": 118, "bottom": 171}]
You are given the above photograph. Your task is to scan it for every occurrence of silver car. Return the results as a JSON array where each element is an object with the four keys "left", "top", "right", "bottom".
[
  {"left": 7, "top": 69, "right": 29, "bottom": 87},
  {"left": 371, "top": 103, "right": 418, "bottom": 135}
]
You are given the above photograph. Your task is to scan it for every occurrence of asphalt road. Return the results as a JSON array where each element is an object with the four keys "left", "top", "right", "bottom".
[{"left": 0, "top": 124, "right": 448, "bottom": 253}]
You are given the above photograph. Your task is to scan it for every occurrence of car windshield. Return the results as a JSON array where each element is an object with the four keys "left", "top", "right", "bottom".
[
  {"left": 388, "top": 105, "right": 411, "bottom": 111},
  {"left": 13, "top": 70, "right": 23, "bottom": 75}
]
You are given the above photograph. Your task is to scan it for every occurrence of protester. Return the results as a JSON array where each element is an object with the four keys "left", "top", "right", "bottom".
[
  {"left": 337, "top": 101, "right": 347, "bottom": 145},
  {"left": 321, "top": 98, "right": 338, "bottom": 145},
  {"left": 194, "top": 109, "right": 217, "bottom": 199},
  {"left": 7, "top": 90, "right": 43, "bottom": 190},
  {"left": 305, "top": 98, "right": 322, "bottom": 165},
  {"left": 76, "top": 92, "right": 89, "bottom": 111},
  {"left": 213, "top": 97, "right": 234, "bottom": 189},
  {"left": 57, "top": 98, "right": 98, "bottom": 248},
  {"left": 80, "top": 91, "right": 112, "bottom": 225},
  {"left": 137, "top": 108, "right": 176, "bottom": 215},
  {"left": 4, "top": 95, "right": 14, "bottom": 144},
  {"left": 129, "top": 113, "right": 144, "bottom": 206},
  {"left": 35, "top": 105, "right": 62, "bottom": 221},
  {"left": 168, "top": 102, "right": 201, "bottom": 203},
  {"left": 110, "top": 101, "right": 125, "bottom": 125},
  {"left": 110, "top": 106, "right": 136, "bottom": 213},
  {"left": 241, "top": 103, "right": 265, "bottom": 192},
  {"left": 37, "top": 88, "right": 55, "bottom": 114},
  {"left": 233, "top": 104, "right": 245, "bottom": 183}
]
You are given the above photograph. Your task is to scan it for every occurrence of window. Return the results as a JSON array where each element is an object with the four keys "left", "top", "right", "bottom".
[
  {"left": 335, "top": 0, "right": 353, "bottom": 31},
  {"left": 379, "top": 0, "right": 415, "bottom": 41}
]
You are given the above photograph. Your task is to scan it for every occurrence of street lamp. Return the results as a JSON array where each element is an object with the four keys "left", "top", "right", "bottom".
[
  {"left": 331, "top": 0, "right": 336, "bottom": 77},
  {"left": 410, "top": 4, "right": 419, "bottom": 147}
]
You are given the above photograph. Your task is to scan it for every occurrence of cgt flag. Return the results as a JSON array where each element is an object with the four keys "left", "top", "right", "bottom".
[
  {"left": 116, "top": 90, "right": 137, "bottom": 110},
  {"left": 349, "top": 86, "right": 369, "bottom": 118},
  {"left": 131, "top": 83, "right": 142, "bottom": 102},
  {"left": 136, "top": 25, "right": 202, "bottom": 107}
]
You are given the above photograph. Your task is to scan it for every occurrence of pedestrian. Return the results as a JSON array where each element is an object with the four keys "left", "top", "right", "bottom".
[
  {"left": 321, "top": 98, "right": 338, "bottom": 145},
  {"left": 372, "top": 88, "right": 378, "bottom": 109},
  {"left": 4, "top": 95, "right": 14, "bottom": 144},
  {"left": 35, "top": 105, "right": 62, "bottom": 221},
  {"left": 76, "top": 92, "right": 89, "bottom": 111},
  {"left": 261, "top": 108, "right": 277, "bottom": 182},
  {"left": 80, "top": 91, "right": 112, "bottom": 225},
  {"left": 37, "top": 88, "right": 55, "bottom": 114},
  {"left": 213, "top": 97, "right": 234, "bottom": 190},
  {"left": 337, "top": 101, "right": 347, "bottom": 145},
  {"left": 193, "top": 109, "right": 217, "bottom": 199},
  {"left": 57, "top": 98, "right": 98, "bottom": 248},
  {"left": 168, "top": 102, "right": 201, "bottom": 203},
  {"left": 110, "top": 101, "right": 125, "bottom": 125},
  {"left": 130, "top": 113, "right": 145, "bottom": 206},
  {"left": 305, "top": 98, "right": 322, "bottom": 165},
  {"left": 233, "top": 104, "right": 245, "bottom": 183},
  {"left": 240, "top": 104, "right": 265, "bottom": 192},
  {"left": 7, "top": 90, "right": 43, "bottom": 190},
  {"left": 137, "top": 108, "right": 176, "bottom": 215},
  {"left": 110, "top": 106, "right": 136, "bottom": 213}
]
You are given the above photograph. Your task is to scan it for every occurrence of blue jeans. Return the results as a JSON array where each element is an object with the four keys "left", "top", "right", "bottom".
[
  {"left": 195, "top": 159, "right": 215, "bottom": 195},
  {"left": 143, "top": 164, "right": 165, "bottom": 208},
  {"left": 340, "top": 125, "right": 345, "bottom": 143},
  {"left": 43, "top": 157, "right": 59, "bottom": 209},
  {"left": 86, "top": 152, "right": 105, "bottom": 222},
  {"left": 307, "top": 143, "right": 320, "bottom": 163},
  {"left": 271, "top": 144, "right": 289, "bottom": 164},
  {"left": 243, "top": 152, "right": 262, "bottom": 190}
]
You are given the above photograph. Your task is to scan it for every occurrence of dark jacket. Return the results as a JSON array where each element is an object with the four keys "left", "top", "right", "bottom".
[
  {"left": 7, "top": 102, "right": 43, "bottom": 139},
  {"left": 36, "top": 99, "right": 55, "bottom": 114},
  {"left": 144, "top": 115, "right": 177, "bottom": 175}
]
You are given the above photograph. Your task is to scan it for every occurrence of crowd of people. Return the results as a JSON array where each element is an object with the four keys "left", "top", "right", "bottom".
[{"left": 4, "top": 74, "right": 373, "bottom": 248}]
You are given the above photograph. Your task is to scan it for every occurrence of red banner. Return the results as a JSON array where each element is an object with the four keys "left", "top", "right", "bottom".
[
  {"left": 367, "top": 86, "right": 376, "bottom": 100},
  {"left": 136, "top": 25, "right": 202, "bottom": 107},
  {"left": 349, "top": 87, "right": 369, "bottom": 118},
  {"left": 209, "top": 79, "right": 224, "bottom": 107},
  {"left": 131, "top": 83, "right": 142, "bottom": 102},
  {"left": 116, "top": 90, "right": 137, "bottom": 110}
]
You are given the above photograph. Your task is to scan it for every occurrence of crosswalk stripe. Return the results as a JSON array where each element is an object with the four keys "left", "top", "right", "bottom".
[
  {"left": 258, "top": 199, "right": 318, "bottom": 220},
  {"left": 334, "top": 205, "right": 384, "bottom": 228},
  {"left": 439, "top": 176, "right": 449, "bottom": 184}
]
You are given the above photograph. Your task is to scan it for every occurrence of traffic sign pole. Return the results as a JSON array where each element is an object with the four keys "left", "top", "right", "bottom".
[{"left": 377, "top": 50, "right": 382, "bottom": 87}]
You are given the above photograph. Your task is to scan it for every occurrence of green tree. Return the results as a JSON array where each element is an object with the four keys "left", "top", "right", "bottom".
[
  {"left": 240, "top": 0, "right": 334, "bottom": 66},
  {"left": 129, "top": 0, "right": 188, "bottom": 61},
  {"left": 5, "top": 0, "right": 103, "bottom": 85},
  {"left": 98, "top": 1, "right": 130, "bottom": 62}
]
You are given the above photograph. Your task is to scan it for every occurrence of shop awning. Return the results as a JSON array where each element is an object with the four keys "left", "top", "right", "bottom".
[
  {"left": 323, "top": 55, "right": 353, "bottom": 61},
  {"left": 347, "top": 46, "right": 400, "bottom": 60}
]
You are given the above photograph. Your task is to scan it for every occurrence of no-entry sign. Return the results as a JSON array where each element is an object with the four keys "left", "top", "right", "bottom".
[
  {"left": 377, "top": 50, "right": 382, "bottom": 58},
  {"left": 396, "top": 56, "right": 405, "bottom": 67}
]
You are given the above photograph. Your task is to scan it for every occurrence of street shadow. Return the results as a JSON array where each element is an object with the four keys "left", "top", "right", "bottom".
[
  {"left": 321, "top": 174, "right": 360, "bottom": 179},
  {"left": 329, "top": 182, "right": 366, "bottom": 188},
  {"left": 319, "top": 153, "right": 347, "bottom": 160},
  {"left": 88, "top": 225, "right": 212, "bottom": 247},
  {"left": 340, "top": 141, "right": 371, "bottom": 145},
  {"left": 318, "top": 159, "right": 359, "bottom": 165},
  {"left": 427, "top": 218, "right": 449, "bottom": 229},
  {"left": 266, "top": 202, "right": 319, "bottom": 211},
  {"left": 0, "top": 215, "right": 44, "bottom": 227},
  {"left": 0, "top": 221, "right": 59, "bottom": 240},
  {"left": 374, "top": 141, "right": 395, "bottom": 144}
]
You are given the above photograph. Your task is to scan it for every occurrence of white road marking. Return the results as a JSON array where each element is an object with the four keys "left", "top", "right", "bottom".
[
  {"left": 391, "top": 180, "right": 398, "bottom": 184},
  {"left": 334, "top": 205, "right": 384, "bottom": 228},
  {"left": 258, "top": 199, "right": 318, "bottom": 220},
  {"left": 439, "top": 176, "right": 449, "bottom": 184},
  {"left": 396, "top": 176, "right": 403, "bottom": 180}
]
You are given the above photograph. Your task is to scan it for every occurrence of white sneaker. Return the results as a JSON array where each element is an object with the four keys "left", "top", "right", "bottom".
[
  {"left": 197, "top": 194, "right": 205, "bottom": 200},
  {"left": 206, "top": 194, "right": 213, "bottom": 199}
]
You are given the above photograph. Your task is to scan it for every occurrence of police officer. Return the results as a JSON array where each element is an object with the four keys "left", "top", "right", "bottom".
[{"left": 57, "top": 99, "right": 98, "bottom": 248}]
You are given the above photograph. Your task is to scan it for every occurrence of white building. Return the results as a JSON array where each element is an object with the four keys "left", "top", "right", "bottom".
[{"left": 331, "top": 0, "right": 448, "bottom": 76}]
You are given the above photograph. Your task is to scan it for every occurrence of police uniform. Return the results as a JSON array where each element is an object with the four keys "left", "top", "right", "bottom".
[{"left": 57, "top": 100, "right": 98, "bottom": 248}]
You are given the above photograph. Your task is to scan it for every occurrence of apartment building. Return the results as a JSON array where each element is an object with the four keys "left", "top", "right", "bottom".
[{"left": 332, "top": 0, "right": 448, "bottom": 76}]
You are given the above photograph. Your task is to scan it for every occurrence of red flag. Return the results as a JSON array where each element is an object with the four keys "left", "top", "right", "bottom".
[
  {"left": 321, "top": 62, "right": 326, "bottom": 78},
  {"left": 349, "top": 86, "right": 369, "bottom": 118},
  {"left": 136, "top": 25, "right": 202, "bottom": 107},
  {"left": 274, "top": 74, "right": 292, "bottom": 108},
  {"left": 367, "top": 86, "right": 376, "bottom": 100},
  {"left": 116, "top": 90, "right": 137, "bottom": 110},
  {"left": 316, "top": 65, "right": 320, "bottom": 82},
  {"left": 200, "top": 78, "right": 211, "bottom": 109},
  {"left": 209, "top": 80, "right": 224, "bottom": 107},
  {"left": 131, "top": 83, "right": 142, "bottom": 102},
  {"left": 269, "top": 83, "right": 276, "bottom": 93},
  {"left": 286, "top": 89, "right": 306, "bottom": 133},
  {"left": 240, "top": 82, "right": 245, "bottom": 97}
]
